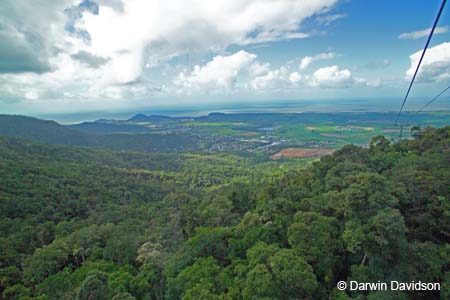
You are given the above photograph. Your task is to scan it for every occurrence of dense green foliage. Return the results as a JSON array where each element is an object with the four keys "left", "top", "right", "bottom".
[{"left": 0, "top": 127, "right": 449, "bottom": 299}]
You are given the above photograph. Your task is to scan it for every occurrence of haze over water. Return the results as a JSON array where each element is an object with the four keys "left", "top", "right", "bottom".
[{"left": 39, "top": 98, "right": 450, "bottom": 124}]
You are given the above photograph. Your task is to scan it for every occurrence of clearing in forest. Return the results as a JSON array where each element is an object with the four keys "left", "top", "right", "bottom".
[{"left": 270, "top": 148, "right": 334, "bottom": 160}]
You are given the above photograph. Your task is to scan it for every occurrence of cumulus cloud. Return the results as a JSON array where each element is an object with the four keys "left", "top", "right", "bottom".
[
  {"left": 0, "top": 0, "right": 77, "bottom": 73},
  {"left": 71, "top": 51, "right": 109, "bottom": 68},
  {"left": 0, "top": 49, "right": 163, "bottom": 112},
  {"left": 248, "top": 63, "right": 377, "bottom": 91},
  {"left": 406, "top": 41, "right": 450, "bottom": 82},
  {"left": 311, "top": 65, "right": 372, "bottom": 88},
  {"left": 299, "top": 52, "right": 335, "bottom": 70},
  {"left": 175, "top": 56, "right": 376, "bottom": 93},
  {"left": 77, "top": 0, "right": 340, "bottom": 84},
  {"left": 248, "top": 61, "right": 271, "bottom": 77},
  {"left": 313, "top": 66, "right": 351, "bottom": 86},
  {"left": 289, "top": 72, "right": 302, "bottom": 83},
  {"left": 0, "top": 27, "right": 51, "bottom": 73},
  {"left": 250, "top": 67, "right": 292, "bottom": 91},
  {"left": 174, "top": 51, "right": 257, "bottom": 93},
  {"left": 0, "top": 0, "right": 342, "bottom": 107},
  {"left": 398, "top": 26, "right": 449, "bottom": 40},
  {"left": 174, "top": 51, "right": 306, "bottom": 94}
]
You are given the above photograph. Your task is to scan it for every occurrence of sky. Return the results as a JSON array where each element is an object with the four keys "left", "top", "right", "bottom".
[{"left": 1, "top": 0, "right": 450, "bottom": 116}]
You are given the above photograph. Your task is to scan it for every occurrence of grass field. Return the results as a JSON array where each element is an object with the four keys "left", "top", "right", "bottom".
[{"left": 270, "top": 148, "right": 335, "bottom": 160}]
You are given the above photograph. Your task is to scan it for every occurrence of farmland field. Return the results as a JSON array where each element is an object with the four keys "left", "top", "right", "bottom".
[{"left": 270, "top": 148, "right": 335, "bottom": 160}]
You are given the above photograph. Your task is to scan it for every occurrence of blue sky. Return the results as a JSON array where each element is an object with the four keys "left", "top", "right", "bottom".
[{"left": 0, "top": 0, "right": 449, "bottom": 115}]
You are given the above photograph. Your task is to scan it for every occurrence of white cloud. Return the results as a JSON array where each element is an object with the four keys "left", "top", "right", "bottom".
[
  {"left": 366, "top": 78, "right": 381, "bottom": 88},
  {"left": 311, "top": 65, "right": 373, "bottom": 88},
  {"left": 248, "top": 61, "right": 271, "bottom": 77},
  {"left": 250, "top": 67, "right": 292, "bottom": 91},
  {"left": 247, "top": 63, "right": 377, "bottom": 92},
  {"left": 299, "top": 52, "right": 335, "bottom": 70},
  {"left": 0, "top": 49, "right": 163, "bottom": 111},
  {"left": 0, "top": 0, "right": 342, "bottom": 108},
  {"left": 174, "top": 51, "right": 257, "bottom": 93},
  {"left": 313, "top": 65, "right": 351, "bottom": 86},
  {"left": 77, "top": 0, "right": 340, "bottom": 85},
  {"left": 0, "top": 0, "right": 77, "bottom": 73},
  {"left": 315, "top": 13, "right": 346, "bottom": 25},
  {"left": 289, "top": 72, "right": 302, "bottom": 83},
  {"left": 173, "top": 54, "right": 378, "bottom": 94},
  {"left": 240, "top": 31, "right": 310, "bottom": 45},
  {"left": 299, "top": 57, "right": 314, "bottom": 71},
  {"left": 398, "top": 26, "right": 449, "bottom": 40},
  {"left": 250, "top": 69, "right": 307, "bottom": 91},
  {"left": 175, "top": 52, "right": 307, "bottom": 94},
  {"left": 406, "top": 41, "right": 450, "bottom": 82}
]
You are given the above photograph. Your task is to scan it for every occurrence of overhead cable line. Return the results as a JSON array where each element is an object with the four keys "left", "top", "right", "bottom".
[
  {"left": 395, "top": 0, "right": 447, "bottom": 124},
  {"left": 416, "top": 83, "right": 450, "bottom": 113}
]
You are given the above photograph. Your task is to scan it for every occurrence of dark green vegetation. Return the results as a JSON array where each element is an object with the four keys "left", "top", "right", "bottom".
[
  {"left": 0, "top": 125, "right": 449, "bottom": 299},
  {"left": 0, "top": 115, "right": 202, "bottom": 152}
]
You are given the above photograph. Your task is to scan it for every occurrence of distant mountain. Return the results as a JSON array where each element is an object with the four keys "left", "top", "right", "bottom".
[
  {"left": 208, "top": 112, "right": 226, "bottom": 117},
  {"left": 0, "top": 114, "right": 201, "bottom": 152},
  {"left": 0, "top": 115, "right": 96, "bottom": 146},
  {"left": 127, "top": 113, "right": 150, "bottom": 122},
  {"left": 68, "top": 121, "right": 151, "bottom": 134},
  {"left": 127, "top": 114, "right": 174, "bottom": 123}
]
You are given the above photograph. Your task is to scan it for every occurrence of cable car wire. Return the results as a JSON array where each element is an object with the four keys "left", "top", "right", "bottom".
[
  {"left": 395, "top": 0, "right": 447, "bottom": 124},
  {"left": 416, "top": 83, "right": 450, "bottom": 113}
]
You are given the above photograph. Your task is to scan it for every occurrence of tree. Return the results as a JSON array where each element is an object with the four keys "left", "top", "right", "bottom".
[
  {"left": 183, "top": 283, "right": 222, "bottom": 300},
  {"left": 288, "top": 211, "right": 342, "bottom": 284},
  {"left": 112, "top": 292, "right": 136, "bottom": 300},
  {"left": 77, "top": 273, "right": 108, "bottom": 300},
  {"left": 2, "top": 284, "right": 32, "bottom": 300},
  {"left": 267, "top": 249, "right": 317, "bottom": 299},
  {"left": 243, "top": 244, "right": 317, "bottom": 300},
  {"left": 242, "top": 264, "right": 273, "bottom": 300},
  {"left": 23, "top": 240, "right": 70, "bottom": 284},
  {"left": 168, "top": 257, "right": 221, "bottom": 300}
]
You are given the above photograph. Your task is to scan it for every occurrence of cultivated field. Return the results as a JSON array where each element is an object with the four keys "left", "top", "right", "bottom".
[{"left": 270, "top": 148, "right": 334, "bottom": 160}]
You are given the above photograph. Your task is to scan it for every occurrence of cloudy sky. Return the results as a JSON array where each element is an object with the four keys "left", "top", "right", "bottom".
[{"left": 1, "top": 0, "right": 450, "bottom": 115}]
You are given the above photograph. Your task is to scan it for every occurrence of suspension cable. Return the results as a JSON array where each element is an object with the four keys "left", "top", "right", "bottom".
[{"left": 395, "top": 0, "right": 447, "bottom": 124}]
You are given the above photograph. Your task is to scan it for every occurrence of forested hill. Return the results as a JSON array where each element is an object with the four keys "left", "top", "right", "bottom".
[
  {"left": 0, "top": 127, "right": 449, "bottom": 300},
  {"left": 0, "top": 115, "right": 202, "bottom": 152},
  {"left": 0, "top": 115, "right": 94, "bottom": 146}
]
